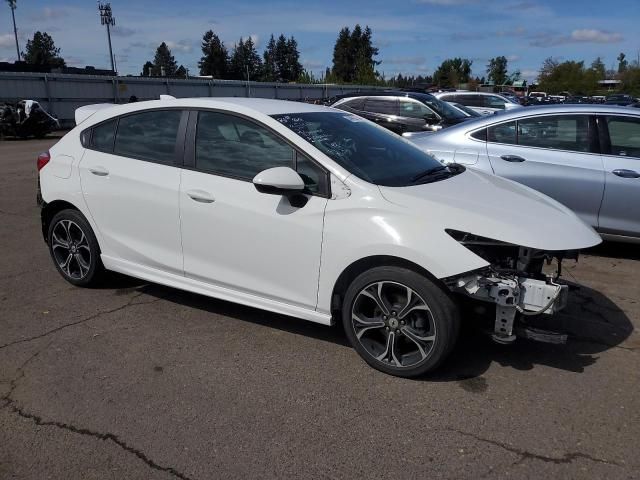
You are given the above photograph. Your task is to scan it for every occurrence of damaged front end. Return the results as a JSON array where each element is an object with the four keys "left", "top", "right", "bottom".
[{"left": 444, "top": 230, "right": 577, "bottom": 344}]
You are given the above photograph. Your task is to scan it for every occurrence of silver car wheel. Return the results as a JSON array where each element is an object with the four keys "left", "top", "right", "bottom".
[
  {"left": 351, "top": 281, "right": 436, "bottom": 368},
  {"left": 51, "top": 219, "right": 91, "bottom": 280}
]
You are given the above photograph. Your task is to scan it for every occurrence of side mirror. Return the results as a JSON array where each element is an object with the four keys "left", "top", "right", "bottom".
[{"left": 253, "top": 167, "right": 305, "bottom": 195}]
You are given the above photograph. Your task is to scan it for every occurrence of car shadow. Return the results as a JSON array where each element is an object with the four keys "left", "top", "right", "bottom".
[
  {"left": 105, "top": 277, "right": 633, "bottom": 381},
  {"left": 585, "top": 240, "right": 640, "bottom": 261}
]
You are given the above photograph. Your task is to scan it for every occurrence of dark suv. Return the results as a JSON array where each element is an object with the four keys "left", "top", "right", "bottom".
[{"left": 329, "top": 91, "right": 470, "bottom": 134}]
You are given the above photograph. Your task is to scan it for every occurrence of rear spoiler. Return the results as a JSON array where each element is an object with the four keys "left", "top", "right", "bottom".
[{"left": 74, "top": 103, "right": 116, "bottom": 125}]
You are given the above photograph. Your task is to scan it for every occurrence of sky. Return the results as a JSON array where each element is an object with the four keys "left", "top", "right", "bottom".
[{"left": 1, "top": 0, "right": 639, "bottom": 81}]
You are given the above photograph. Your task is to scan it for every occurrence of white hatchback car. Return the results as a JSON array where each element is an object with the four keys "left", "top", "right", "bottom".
[{"left": 38, "top": 98, "right": 600, "bottom": 377}]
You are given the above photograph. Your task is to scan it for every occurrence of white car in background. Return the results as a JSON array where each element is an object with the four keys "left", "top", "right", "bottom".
[
  {"left": 433, "top": 91, "right": 523, "bottom": 115},
  {"left": 37, "top": 98, "right": 600, "bottom": 377}
]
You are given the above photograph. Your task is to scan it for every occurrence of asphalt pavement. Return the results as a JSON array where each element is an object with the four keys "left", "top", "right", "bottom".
[{"left": 1, "top": 135, "right": 638, "bottom": 479}]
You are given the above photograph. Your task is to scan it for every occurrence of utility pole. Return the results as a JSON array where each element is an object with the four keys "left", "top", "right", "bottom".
[
  {"left": 98, "top": 2, "right": 116, "bottom": 74},
  {"left": 7, "top": 0, "right": 21, "bottom": 61}
]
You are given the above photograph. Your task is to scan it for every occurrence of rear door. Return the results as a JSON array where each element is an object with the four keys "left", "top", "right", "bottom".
[
  {"left": 485, "top": 114, "right": 604, "bottom": 227},
  {"left": 79, "top": 109, "right": 186, "bottom": 274},
  {"left": 597, "top": 114, "right": 640, "bottom": 236}
]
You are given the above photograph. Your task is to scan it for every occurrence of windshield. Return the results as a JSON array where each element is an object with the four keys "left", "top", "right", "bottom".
[
  {"left": 420, "top": 95, "right": 467, "bottom": 121},
  {"left": 272, "top": 112, "right": 446, "bottom": 186}
]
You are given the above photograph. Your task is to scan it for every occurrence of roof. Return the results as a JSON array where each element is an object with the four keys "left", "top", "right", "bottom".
[
  {"left": 75, "top": 97, "right": 339, "bottom": 125},
  {"left": 435, "top": 103, "right": 640, "bottom": 132}
]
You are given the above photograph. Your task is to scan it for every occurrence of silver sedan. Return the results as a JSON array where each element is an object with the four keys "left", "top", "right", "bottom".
[{"left": 409, "top": 104, "right": 640, "bottom": 242}]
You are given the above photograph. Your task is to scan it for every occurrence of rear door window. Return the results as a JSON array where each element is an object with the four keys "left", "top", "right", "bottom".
[
  {"left": 113, "top": 110, "right": 182, "bottom": 164},
  {"left": 488, "top": 121, "right": 517, "bottom": 144},
  {"left": 517, "top": 115, "right": 590, "bottom": 152},
  {"left": 484, "top": 95, "right": 507, "bottom": 109},
  {"left": 364, "top": 98, "right": 398, "bottom": 115},
  {"left": 605, "top": 116, "right": 640, "bottom": 158},
  {"left": 91, "top": 119, "right": 116, "bottom": 152}
]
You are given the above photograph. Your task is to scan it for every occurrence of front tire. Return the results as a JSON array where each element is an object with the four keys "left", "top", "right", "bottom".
[
  {"left": 47, "top": 209, "right": 104, "bottom": 287},
  {"left": 342, "top": 266, "right": 460, "bottom": 378}
]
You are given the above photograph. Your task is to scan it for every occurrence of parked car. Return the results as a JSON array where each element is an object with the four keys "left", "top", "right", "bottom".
[
  {"left": 408, "top": 104, "right": 640, "bottom": 242},
  {"left": 448, "top": 102, "right": 483, "bottom": 118},
  {"left": 330, "top": 91, "right": 471, "bottom": 134},
  {"left": 605, "top": 94, "right": 637, "bottom": 106},
  {"left": 432, "top": 91, "right": 523, "bottom": 115},
  {"left": 38, "top": 98, "right": 600, "bottom": 377},
  {"left": 0, "top": 100, "right": 59, "bottom": 138}
]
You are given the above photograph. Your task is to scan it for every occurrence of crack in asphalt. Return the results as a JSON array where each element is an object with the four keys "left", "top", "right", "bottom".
[
  {"left": 0, "top": 294, "right": 195, "bottom": 480},
  {"left": 449, "top": 428, "right": 619, "bottom": 467},
  {"left": 0, "top": 291, "right": 161, "bottom": 350}
]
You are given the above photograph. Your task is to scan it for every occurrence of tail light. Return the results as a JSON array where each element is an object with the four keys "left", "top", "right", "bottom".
[{"left": 37, "top": 151, "right": 50, "bottom": 171}]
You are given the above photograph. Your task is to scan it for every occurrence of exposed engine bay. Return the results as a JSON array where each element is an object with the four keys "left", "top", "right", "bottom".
[{"left": 444, "top": 230, "right": 578, "bottom": 344}]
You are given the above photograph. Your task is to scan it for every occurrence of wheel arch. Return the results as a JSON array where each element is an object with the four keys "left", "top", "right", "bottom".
[
  {"left": 41, "top": 199, "right": 80, "bottom": 242},
  {"left": 330, "top": 255, "right": 444, "bottom": 317}
]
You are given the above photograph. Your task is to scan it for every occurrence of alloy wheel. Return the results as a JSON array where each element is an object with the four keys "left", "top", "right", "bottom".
[
  {"left": 51, "top": 219, "right": 91, "bottom": 280},
  {"left": 351, "top": 281, "right": 436, "bottom": 368}
]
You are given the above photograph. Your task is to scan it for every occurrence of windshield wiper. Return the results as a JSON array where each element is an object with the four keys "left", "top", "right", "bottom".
[
  {"left": 410, "top": 165, "right": 448, "bottom": 183},
  {"left": 410, "top": 163, "right": 465, "bottom": 184}
]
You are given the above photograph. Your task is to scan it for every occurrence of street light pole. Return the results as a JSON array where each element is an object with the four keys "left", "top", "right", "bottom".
[
  {"left": 7, "top": 0, "right": 21, "bottom": 61},
  {"left": 97, "top": 2, "right": 116, "bottom": 74}
]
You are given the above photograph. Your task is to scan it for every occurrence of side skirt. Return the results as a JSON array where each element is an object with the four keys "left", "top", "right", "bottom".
[{"left": 101, "top": 255, "right": 333, "bottom": 326}]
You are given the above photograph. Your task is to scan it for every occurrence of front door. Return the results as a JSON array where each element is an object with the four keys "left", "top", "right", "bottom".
[
  {"left": 179, "top": 110, "right": 328, "bottom": 309},
  {"left": 485, "top": 114, "right": 605, "bottom": 228},
  {"left": 597, "top": 114, "right": 640, "bottom": 236}
]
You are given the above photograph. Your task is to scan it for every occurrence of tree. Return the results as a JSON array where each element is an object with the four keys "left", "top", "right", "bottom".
[
  {"left": 617, "top": 52, "right": 628, "bottom": 73},
  {"left": 141, "top": 61, "right": 154, "bottom": 76},
  {"left": 537, "top": 59, "right": 599, "bottom": 95},
  {"left": 23, "top": 31, "right": 65, "bottom": 67},
  {"left": 433, "top": 58, "right": 472, "bottom": 87},
  {"left": 175, "top": 65, "right": 187, "bottom": 79},
  {"left": 331, "top": 27, "right": 353, "bottom": 82},
  {"left": 591, "top": 57, "right": 606, "bottom": 80},
  {"left": 285, "top": 36, "right": 303, "bottom": 81},
  {"left": 229, "top": 37, "right": 263, "bottom": 80},
  {"left": 330, "top": 25, "right": 379, "bottom": 84},
  {"left": 262, "top": 35, "right": 278, "bottom": 81},
  {"left": 198, "top": 30, "right": 229, "bottom": 78},
  {"left": 352, "top": 25, "right": 379, "bottom": 84},
  {"left": 152, "top": 42, "right": 178, "bottom": 76},
  {"left": 487, "top": 56, "right": 508, "bottom": 85}
]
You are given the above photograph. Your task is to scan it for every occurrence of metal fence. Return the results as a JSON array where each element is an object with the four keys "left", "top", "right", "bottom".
[{"left": 0, "top": 72, "right": 382, "bottom": 127}]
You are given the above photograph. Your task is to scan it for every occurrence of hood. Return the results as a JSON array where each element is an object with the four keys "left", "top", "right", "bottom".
[{"left": 379, "top": 168, "right": 601, "bottom": 251}]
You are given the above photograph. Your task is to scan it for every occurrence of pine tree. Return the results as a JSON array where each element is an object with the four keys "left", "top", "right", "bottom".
[
  {"left": 23, "top": 31, "right": 65, "bottom": 67},
  {"left": 229, "top": 37, "right": 263, "bottom": 80},
  {"left": 176, "top": 65, "right": 187, "bottom": 78},
  {"left": 141, "top": 61, "right": 154, "bottom": 76},
  {"left": 332, "top": 27, "right": 352, "bottom": 82},
  {"left": 262, "top": 35, "right": 277, "bottom": 82},
  {"left": 198, "top": 30, "right": 229, "bottom": 78},
  {"left": 152, "top": 42, "right": 178, "bottom": 76},
  {"left": 285, "top": 36, "right": 303, "bottom": 82}
]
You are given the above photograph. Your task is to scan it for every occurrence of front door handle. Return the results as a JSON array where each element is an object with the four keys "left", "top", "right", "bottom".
[
  {"left": 612, "top": 169, "right": 640, "bottom": 178},
  {"left": 500, "top": 155, "right": 526, "bottom": 162},
  {"left": 186, "top": 189, "right": 215, "bottom": 203},
  {"left": 89, "top": 166, "right": 109, "bottom": 176}
]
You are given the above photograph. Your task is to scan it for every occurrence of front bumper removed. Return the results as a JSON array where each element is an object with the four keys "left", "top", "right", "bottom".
[{"left": 452, "top": 271, "right": 569, "bottom": 344}]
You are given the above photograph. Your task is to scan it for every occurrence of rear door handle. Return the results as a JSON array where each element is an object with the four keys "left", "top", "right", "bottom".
[
  {"left": 186, "top": 189, "right": 215, "bottom": 203},
  {"left": 612, "top": 169, "right": 640, "bottom": 178},
  {"left": 89, "top": 166, "right": 109, "bottom": 176},
  {"left": 500, "top": 155, "right": 526, "bottom": 162}
]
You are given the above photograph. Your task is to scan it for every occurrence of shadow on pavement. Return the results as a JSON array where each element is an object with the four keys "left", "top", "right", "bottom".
[
  {"left": 585, "top": 240, "right": 640, "bottom": 261},
  {"left": 107, "top": 276, "right": 633, "bottom": 382}
]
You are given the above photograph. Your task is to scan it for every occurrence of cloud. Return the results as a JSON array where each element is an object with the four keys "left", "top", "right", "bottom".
[
  {"left": 0, "top": 34, "right": 16, "bottom": 48},
  {"left": 416, "top": 0, "right": 479, "bottom": 4},
  {"left": 30, "top": 7, "right": 69, "bottom": 21},
  {"left": 507, "top": 55, "right": 520, "bottom": 62},
  {"left": 381, "top": 56, "right": 427, "bottom": 65},
  {"left": 165, "top": 40, "right": 194, "bottom": 53},
  {"left": 530, "top": 29, "right": 623, "bottom": 47},
  {"left": 112, "top": 27, "right": 137, "bottom": 38}
]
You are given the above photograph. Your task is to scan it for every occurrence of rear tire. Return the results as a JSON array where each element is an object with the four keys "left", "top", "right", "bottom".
[
  {"left": 47, "top": 209, "right": 105, "bottom": 287},
  {"left": 342, "top": 266, "right": 460, "bottom": 378}
]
